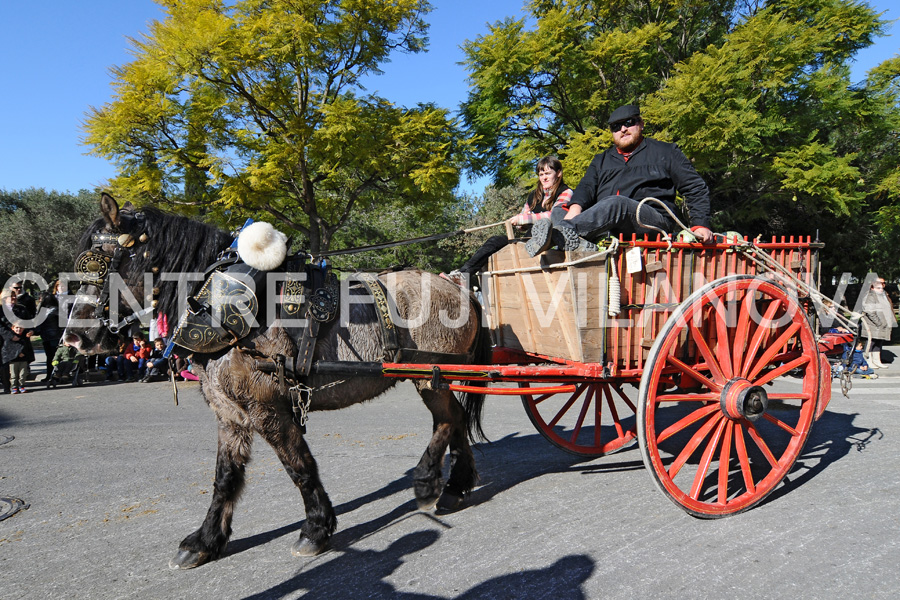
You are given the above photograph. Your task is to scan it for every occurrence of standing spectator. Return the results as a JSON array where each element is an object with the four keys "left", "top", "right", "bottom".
[
  {"left": 6, "top": 281, "right": 36, "bottom": 320},
  {"left": 1, "top": 321, "right": 35, "bottom": 393},
  {"left": 863, "top": 276, "right": 896, "bottom": 368},
  {"left": 36, "top": 291, "right": 64, "bottom": 381},
  {"left": 1, "top": 287, "right": 30, "bottom": 394}
]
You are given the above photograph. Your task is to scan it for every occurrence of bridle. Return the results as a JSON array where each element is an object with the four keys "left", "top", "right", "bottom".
[{"left": 71, "top": 212, "right": 156, "bottom": 335}]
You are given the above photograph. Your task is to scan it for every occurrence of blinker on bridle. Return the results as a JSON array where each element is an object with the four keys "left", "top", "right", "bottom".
[{"left": 72, "top": 212, "right": 156, "bottom": 334}]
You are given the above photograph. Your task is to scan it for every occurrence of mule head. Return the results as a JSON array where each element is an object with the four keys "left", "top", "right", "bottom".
[{"left": 63, "top": 193, "right": 154, "bottom": 355}]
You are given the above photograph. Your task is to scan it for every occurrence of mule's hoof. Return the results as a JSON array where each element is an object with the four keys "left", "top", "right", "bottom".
[
  {"left": 436, "top": 491, "right": 464, "bottom": 512},
  {"left": 291, "top": 536, "right": 328, "bottom": 557},
  {"left": 416, "top": 495, "right": 440, "bottom": 511},
  {"left": 168, "top": 549, "right": 210, "bottom": 570}
]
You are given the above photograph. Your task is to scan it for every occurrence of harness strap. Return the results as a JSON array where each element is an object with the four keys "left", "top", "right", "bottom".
[
  {"left": 357, "top": 273, "right": 400, "bottom": 362},
  {"left": 293, "top": 319, "right": 320, "bottom": 377}
]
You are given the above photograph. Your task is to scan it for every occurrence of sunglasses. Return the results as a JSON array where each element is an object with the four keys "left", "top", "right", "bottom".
[{"left": 610, "top": 117, "right": 639, "bottom": 132}]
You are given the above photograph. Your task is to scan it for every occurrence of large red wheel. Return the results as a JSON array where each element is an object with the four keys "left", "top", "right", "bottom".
[
  {"left": 521, "top": 382, "right": 637, "bottom": 456},
  {"left": 637, "top": 275, "right": 821, "bottom": 517}
]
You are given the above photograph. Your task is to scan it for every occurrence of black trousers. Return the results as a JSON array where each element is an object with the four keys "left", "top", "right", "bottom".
[
  {"left": 550, "top": 195, "right": 674, "bottom": 240},
  {"left": 459, "top": 235, "right": 511, "bottom": 274}
]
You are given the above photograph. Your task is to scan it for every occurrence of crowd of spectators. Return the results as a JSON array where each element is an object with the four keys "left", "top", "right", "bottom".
[{"left": 1, "top": 279, "right": 198, "bottom": 392}]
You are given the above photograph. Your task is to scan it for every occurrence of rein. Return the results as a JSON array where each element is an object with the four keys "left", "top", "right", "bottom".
[{"left": 314, "top": 220, "right": 507, "bottom": 257}]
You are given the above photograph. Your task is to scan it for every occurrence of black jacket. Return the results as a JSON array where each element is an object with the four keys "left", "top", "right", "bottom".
[
  {"left": 0, "top": 328, "right": 34, "bottom": 365},
  {"left": 569, "top": 138, "right": 711, "bottom": 228}
]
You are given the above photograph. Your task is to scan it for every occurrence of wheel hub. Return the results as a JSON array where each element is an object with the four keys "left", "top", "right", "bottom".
[{"left": 721, "top": 378, "right": 768, "bottom": 422}]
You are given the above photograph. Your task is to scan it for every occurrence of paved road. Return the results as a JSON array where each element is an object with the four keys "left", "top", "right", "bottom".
[{"left": 1, "top": 348, "right": 899, "bottom": 599}]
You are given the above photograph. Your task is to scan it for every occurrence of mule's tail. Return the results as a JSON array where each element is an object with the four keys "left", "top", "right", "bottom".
[{"left": 461, "top": 297, "right": 492, "bottom": 443}]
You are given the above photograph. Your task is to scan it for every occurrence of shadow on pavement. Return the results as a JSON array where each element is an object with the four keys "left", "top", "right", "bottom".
[
  {"left": 765, "top": 410, "right": 878, "bottom": 506},
  {"left": 244, "top": 527, "right": 594, "bottom": 600}
]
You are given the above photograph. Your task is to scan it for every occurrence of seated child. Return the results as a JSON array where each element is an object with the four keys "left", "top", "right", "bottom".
[
  {"left": 141, "top": 338, "right": 169, "bottom": 382},
  {"left": 842, "top": 342, "right": 877, "bottom": 378},
  {"left": 180, "top": 356, "right": 199, "bottom": 381},
  {"left": 51, "top": 342, "right": 87, "bottom": 386}
]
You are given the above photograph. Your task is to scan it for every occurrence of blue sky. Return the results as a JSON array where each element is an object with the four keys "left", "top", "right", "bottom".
[{"left": 0, "top": 0, "right": 896, "bottom": 196}]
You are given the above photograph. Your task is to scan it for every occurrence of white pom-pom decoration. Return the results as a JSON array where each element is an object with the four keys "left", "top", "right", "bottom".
[{"left": 237, "top": 221, "right": 288, "bottom": 271}]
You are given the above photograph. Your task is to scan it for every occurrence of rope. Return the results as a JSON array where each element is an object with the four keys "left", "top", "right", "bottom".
[
  {"left": 481, "top": 238, "right": 620, "bottom": 276},
  {"left": 635, "top": 197, "right": 692, "bottom": 249},
  {"left": 733, "top": 241, "right": 870, "bottom": 342},
  {"left": 316, "top": 220, "right": 508, "bottom": 257}
]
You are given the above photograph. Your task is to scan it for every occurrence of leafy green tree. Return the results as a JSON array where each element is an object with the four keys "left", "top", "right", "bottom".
[
  {"left": 462, "top": 0, "right": 897, "bottom": 278},
  {"left": 84, "top": 0, "right": 467, "bottom": 254},
  {"left": 461, "top": 0, "right": 740, "bottom": 183},
  {"left": 0, "top": 189, "right": 99, "bottom": 282}
]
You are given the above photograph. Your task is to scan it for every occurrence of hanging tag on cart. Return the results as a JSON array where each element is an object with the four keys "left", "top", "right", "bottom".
[{"left": 625, "top": 246, "right": 643, "bottom": 274}]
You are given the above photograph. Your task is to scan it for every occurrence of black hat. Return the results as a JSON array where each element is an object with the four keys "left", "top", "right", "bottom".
[{"left": 608, "top": 104, "right": 641, "bottom": 124}]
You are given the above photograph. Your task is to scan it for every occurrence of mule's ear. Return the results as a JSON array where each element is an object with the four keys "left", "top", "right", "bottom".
[
  {"left": 121, "top": 201, "right": 135, "bottom": 211},
  {"left": 100, "top": 193, "right": 120, "bottom": 228}
]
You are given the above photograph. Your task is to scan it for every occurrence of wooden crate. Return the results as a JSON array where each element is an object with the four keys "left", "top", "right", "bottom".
[{"left": 483, "top": 242, "right": 610, "bottom": 363}]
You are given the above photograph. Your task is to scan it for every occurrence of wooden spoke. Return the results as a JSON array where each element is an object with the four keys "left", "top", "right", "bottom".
[
  {"left": 746, "top": 322, "right": 801, "bottom": 382},
  {"left": 761, "top": 413, "right": 799, "bottom": 437},
  {"left": 739, "top": 299, "right": 783, "bottom": 378},
  {"left": 711, "top": 296, "right": 734, "bottom": 379},
  {"left": 665, "top": 354, "right": 721, "bottom": 392},
  {"left": 570, "top": 385, "right": 595, "bottom": 444},
  {"left": 652, "top": 393, "right": 718, "bottom": 403},
  {"left": 746, "top": 423, "right": 780, "bottom": 469},
  {"left": 690, "top": 417, "right": 728, "bottom": 500},
  {"left": 753, "top": 354, "right": 810, "bottom": 387},
  {"left": 734, "top": 424, "right": 756, "bottom": 495},
  {"left": 731, "top": 292, "right": 754, "bottom": 378},
  {"left": 668, "top": 412, "right": 723, "bottom": 479},
  {"left": 717, "top": 421, "right": 735, "bottom": 505},
  {"left": 603, "top": 385, "right": 624, "bottom": 440},
  {"left": 689, "top": 324, "right": 727, "bottom": 385},
  {"left": 657, "top": 403, "right": 721, "bottom": 444}
]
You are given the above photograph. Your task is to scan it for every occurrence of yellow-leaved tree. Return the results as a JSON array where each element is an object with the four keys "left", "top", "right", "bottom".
[{"left": 84, "top": 0, "right": 467, "bottom": 254}]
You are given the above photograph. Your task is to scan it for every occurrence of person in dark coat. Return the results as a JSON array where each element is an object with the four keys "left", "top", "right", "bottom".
[
  {"left": 6, "top": 282, "right": 36, "bottom": 320},
  {"left": 0, "top": 287, "right": 32, "bottom": 393},
  {"left": 1, "top": 321, "right": 35, "bottom": 393},
  {"left": 35, "top": 290, "right": 64, "bottom": 380},
  {"left": 527, "top": 104, "right": 714, "bottom": 257}
]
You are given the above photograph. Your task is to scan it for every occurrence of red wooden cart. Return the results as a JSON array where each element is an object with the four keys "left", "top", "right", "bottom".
[{"left": 372, "top": 234, "right": 853, "bottom": 517}]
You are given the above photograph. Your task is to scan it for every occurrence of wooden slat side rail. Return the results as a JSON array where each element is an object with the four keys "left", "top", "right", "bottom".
[{"left": 484, "top": 236, "right": 819, "bottom": 369}]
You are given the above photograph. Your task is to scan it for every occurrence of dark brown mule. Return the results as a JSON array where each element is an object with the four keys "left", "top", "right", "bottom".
[{"left": 63, "top": 194, "right": 489, "bottom": 569}]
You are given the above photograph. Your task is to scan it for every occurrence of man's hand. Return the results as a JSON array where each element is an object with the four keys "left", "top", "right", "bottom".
[
  {"left": 691, "top": 226, "right": 714, "bottom": 243},
  {"left": 563, "top": 204, "right": 582, "bottom": 220}
]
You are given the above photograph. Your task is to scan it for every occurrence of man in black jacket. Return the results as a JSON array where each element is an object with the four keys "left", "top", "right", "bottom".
[{"left": 527, "top": 104, "right": 713, "bottom": 256}]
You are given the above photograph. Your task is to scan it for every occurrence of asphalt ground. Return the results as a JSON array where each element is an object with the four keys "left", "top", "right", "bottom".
[{"left": 1, "top": 347, "right": 899, "bottom": 599}]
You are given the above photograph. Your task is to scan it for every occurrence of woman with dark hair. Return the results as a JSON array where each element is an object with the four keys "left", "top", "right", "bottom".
[{"left": 444, "top": 156, "right": 573, "bottom": 285}]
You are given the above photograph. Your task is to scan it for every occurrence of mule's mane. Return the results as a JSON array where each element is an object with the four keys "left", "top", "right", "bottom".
[{"left": 79, "top": 206, "right": 234, "bottom": 326}]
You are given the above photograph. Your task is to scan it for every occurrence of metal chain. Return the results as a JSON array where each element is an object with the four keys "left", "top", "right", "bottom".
[{"left": 289, "top": 379, "right": 347, "bottom": 431}]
